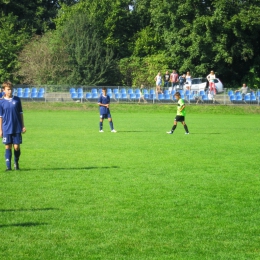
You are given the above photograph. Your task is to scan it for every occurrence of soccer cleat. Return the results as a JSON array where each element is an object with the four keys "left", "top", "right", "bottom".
[
  {"left": 5, "top": 168, "right": 12, "bottom": 171},
  {"left": 111, "top": 129, "right": 117, "bottom": 133},
  {"left": 99, "top": 130, "right": 104, "bottom": 132},
  {"left": 185, "top": 132, "right": 190, "bottom": 135},
  {"left": 166, "top": 131, "right": 173, "bottom": 134},
  {"left": 14, "top": 162, "right": 20, "bottom": 170}
]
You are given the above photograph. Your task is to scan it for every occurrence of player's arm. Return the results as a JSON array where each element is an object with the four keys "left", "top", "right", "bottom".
[
  {"left": 179, "top": 104, "right": 185, "bottom": 111},
  {"left": 98, "top": 102, "right": 109, "bottom": 108},
  {"left": 0, "top": 116, "right": 2, "bottom": 137},
  {"left": 20, "top": 113, "right": 26, "bottom": 133}
]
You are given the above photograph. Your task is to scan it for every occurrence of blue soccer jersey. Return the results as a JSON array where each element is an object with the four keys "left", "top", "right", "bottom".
[
  {"left": 98, "top": 95, "right": 110, "bottom": 115},
  {"left": 0, "top": 96, "right": 23, "bottom": 134}
]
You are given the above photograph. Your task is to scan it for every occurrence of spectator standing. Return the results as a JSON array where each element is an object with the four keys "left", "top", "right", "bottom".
[
  {"left": 163, "top": 71, "right": 171, "bottom": 91},
  {"left": 170, "top": 70, "right": 179, "bottom": 91},
  {"left": 207, "top": 70, "right": 216, "bottom": 102},
  {"left": 0, "top": 81, "right": 26, "bottom": 171},
  {"left": 185, "top": 71, "right": 192, "bottom": 90},
  {"left": 138, "top": 84, "right": 147, "bottom": 103},
  {"left": 178, "top": 73, "right": 186, "bottom": 90},
  {"left": 154, "top": 72, "right": 163, "bottom": 94}
]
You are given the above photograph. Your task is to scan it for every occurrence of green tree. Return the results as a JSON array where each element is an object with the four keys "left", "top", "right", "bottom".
[
  {"left": 0, "top": 14, "right": 29, "bottom": 83},
  {"left": 58, "top": 12, "right": 118, "bottom": 85}
]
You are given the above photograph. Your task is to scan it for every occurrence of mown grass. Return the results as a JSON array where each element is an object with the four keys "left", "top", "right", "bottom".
[{"left": 0, "top": 103, "right": 260, "bottom": 259}]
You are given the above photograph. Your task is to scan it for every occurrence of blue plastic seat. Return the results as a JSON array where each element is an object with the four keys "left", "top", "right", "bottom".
[
  {"left": 17, "top": 91, "right": 23, "bottom": 98},
  {"left": 199, "top": 90, "right": 205, "bottom": 96},
  {"left": 164, "top": 94, "right": 171, "bottom": 100},
  {"left": 115, "top": 93, "right": 121, "bottom": 99},
  {"left": 23, "top": 92, "right": 30, "bottom": 98},
  {"left": 24, "top": 88, "right": 30, "bottom": 94},
  {"left": 78, "top": 92, "right": 83, "bottom": 98},
  {"left": 113, "top": 89, "right": 119, "bottom": 94},
  {"left": 77, "top": 88, "right": 83, "bottom": 94},
  {"left": 71, "top": 93, "right": 77, "bottom": 99},
  {"left": 128, "top": 89, "right": 133, "bottom": 94},
  {"left": 129, "top": 93, "right": 136, "bottom": 100},
  {"left": 92, "top": 93, "right": 98, "bottom": 99},
  {"left": 120, "top": 88, "right": 126, "bottom": 94},
  {"left": 121, "top": 93, "right": 128, "bottom": 99},
  {"left": 135, "top": 89, "right": 140, "bottom": 94},
  {"left": 143, "top": 89, "right": 148, "bottom": 94},
  {"left": 31, "top": 87, "right": 38, "bottom": 94},
  {"left": 91, "top": 88, "right": 98, "bottom": 94},
  {"left": 150, "top": 89, "right": 155, "bottom": 95},
  {"left": 158, "top": 94, "right": 164, "bottom": 100},
  {"left": 229, "top": 95, "right": 235, "bottom": 102},
  {"left": 149, "top": 94, "right": 157, "bottom": 100},
  {"left": 228, "top": 90, "right": 234, "bottom": 96},
  {"left": 70, "top": 88, "right": 76, "bottom": 94},
  {"left": 37, "top": 92, "right": 45, "bottom": 98},
  {"left": 244, "top": 95, "right": 250, "bottom": 102},
  {"left": 39, "top": 88, "right": 45, "bottom": 94},
  {"left": 31, "top": 92, "right": 38, "bottom": 98},
  {"left": 86, "top": 93, "right": 92, "bottom": 99}
]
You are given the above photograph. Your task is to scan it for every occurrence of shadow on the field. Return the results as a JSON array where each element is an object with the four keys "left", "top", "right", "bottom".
[
  {"left": 19, "top": 166, "right": 119, "bottom": 171},
  {"left": 0, "top": 207, "right": 59, "bottom": 212},
  {"left": 117, "top": 131, "right": 148, "bottom": 132},
  {"left": 0, "top": 222, "right": 48, "bottom": 228},
  {"left": 189, "top": 133, "right": 221, "bottom": 135}
]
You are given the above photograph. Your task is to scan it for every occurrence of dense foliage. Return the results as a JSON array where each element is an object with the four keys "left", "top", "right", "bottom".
[{"left": 1, "top": 0, "right": 260, "bottom": 87}]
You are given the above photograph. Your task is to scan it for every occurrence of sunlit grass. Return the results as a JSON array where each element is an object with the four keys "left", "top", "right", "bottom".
[{"left": 0, "top": 104, "right": 260, "bottom": 259}]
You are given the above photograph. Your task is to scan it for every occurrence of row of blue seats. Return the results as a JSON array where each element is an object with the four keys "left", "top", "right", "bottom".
[
  {"left": 228, "top": 90, "right": 260, "bottom": 97},
  {"left": 230, "top": 95, "right": 259, "bottom": 102},
  {"left": 15, "top": 87, "right": 45, "bottom": 94},
  {"left": 17, "top": 92, "right": 45, "bottom": 98},
  {"left": 70, "top": 88, "right": 205, "bottom": 97},
  {"left": 71, "top": 92, "right": 213, "bottom": 102}
]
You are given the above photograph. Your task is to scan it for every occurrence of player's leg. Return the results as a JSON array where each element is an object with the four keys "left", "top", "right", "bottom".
[
  {"left": 5, "top": 144, "right": 12, "bottom": 171},
  {"left": 167, "top": 117, "right": 178, "bottom": 134},
  {"left": 108, "top": 117, "right": 116, "bottom": 132},
  {"left": 13, "top": 144, "right": 21, "bottom": 170},
  {"left": 182, "top": 120, "right": 189, "bottom": 134},
  {"left": 99, "top": 116, "right": 104, "bottom": 132}
]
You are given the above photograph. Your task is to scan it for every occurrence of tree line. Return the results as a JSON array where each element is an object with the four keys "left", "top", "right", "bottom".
[{"left": 1, "top": 0, "right": 260, "bottom": 88}]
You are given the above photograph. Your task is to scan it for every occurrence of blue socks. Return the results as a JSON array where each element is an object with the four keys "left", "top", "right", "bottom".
[
  {"left": 109, "top": 121, "right": 114, "bottom": 130},
  {"left": 5, "top": 149, "right": 12, "bottom": 169},
  {"left": 99, "top": 122, "right": 103, "bottom": 130}
]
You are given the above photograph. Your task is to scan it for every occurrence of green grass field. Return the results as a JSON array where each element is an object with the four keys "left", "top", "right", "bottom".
[{"left": 0, "top": 103, "right": 260, "bottom": 260}]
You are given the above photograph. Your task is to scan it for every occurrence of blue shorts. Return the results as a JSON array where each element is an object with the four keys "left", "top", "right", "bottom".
[
  {"left": 100, "top": 113, "right": 112, "bottom": 119},
  {"left": 2, "top": 133, "right": 22, "bottom": 145}
]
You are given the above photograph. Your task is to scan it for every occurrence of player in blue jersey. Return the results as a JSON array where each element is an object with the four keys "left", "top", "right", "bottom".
[
  {"left": 98, "top": 87, "right": 116, "bottom": 133},
  {"left": 0, "top": 81, "right": 26, "bottom": 171}
]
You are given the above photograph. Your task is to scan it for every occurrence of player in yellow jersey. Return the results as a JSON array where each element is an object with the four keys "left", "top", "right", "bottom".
[{"left": 167, "top": 92, "right": 189, "bottom": 134}]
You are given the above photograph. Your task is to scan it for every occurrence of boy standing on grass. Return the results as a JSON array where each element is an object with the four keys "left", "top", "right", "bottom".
[
  {"left": 98, "top": 87, "right": 117, "bottom": 133},
  {"left": 167, "top": 92, "right": 189, "bottom": 135},
  {"left": 0, "top": 81, "right": 26, "bottom": 171}
]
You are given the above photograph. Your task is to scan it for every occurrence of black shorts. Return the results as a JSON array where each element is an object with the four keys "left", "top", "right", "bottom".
[{"left": 174, "top": 115, "right": 185, "bottom": 122}]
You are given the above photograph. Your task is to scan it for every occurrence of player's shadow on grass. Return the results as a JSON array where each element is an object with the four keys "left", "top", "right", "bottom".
[
  {"left": 0, "top": 207, "right": 59, "bottom": 212},
  {"left": 21, "top": 166, "right": 119, "bottom": 171},
  {"left": 0, "top": 222, "right": 47, "bottom": 228},
  {"left": 119, "top": 131, "right": 149, "bottom": 132},
  {"left": 190, "top": 133, "right": 221, "bottom": 135}
]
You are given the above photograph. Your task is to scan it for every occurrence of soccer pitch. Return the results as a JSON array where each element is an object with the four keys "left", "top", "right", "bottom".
[{"left": 0, "top": 103, "right": 260, "bottom": 259}]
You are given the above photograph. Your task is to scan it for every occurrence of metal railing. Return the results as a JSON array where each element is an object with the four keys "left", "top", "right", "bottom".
[{"left": 13, "top": 85, "right": 260, "bottom": 105}]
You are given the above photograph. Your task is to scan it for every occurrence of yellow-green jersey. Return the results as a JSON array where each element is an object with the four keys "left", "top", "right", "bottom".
[{"left": 177, "top": 98, "right": 186, "bottom": 116}]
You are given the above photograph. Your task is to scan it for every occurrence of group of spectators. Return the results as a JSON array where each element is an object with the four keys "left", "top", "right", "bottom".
[{"left": 154, "top": 70, "right": 192, "bottom": 94}]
